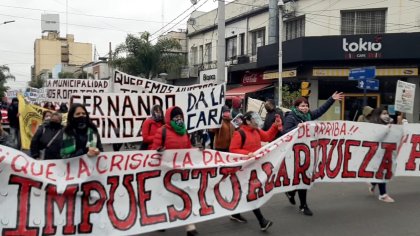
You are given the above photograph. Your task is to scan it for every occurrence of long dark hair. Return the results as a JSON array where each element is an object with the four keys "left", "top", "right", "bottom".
[
  {"left": 64, "top": 103, "right": 98, "bottom": 135},
  {"left": 369, "top": 107, "right": 388, "bottom": 125}
]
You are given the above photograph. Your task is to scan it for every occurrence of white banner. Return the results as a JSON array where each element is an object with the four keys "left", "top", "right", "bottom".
[
  {"left": 1, "top": 121, "right": 419, "bottom": 235},
  {"left": 24, "top": 87, "right": 48, "bottom": 104},
  {"left": 113, "top": 70, "right": 215, "bottom": 93},
  {"left": 70, "top": 83, "right": 226, "bottom": 143},
  {"left": 46, "top": 79, "right": 111, "bottom": 103},
  {"left": 395, "top": 80, "right": 416, "bottom": 114}
]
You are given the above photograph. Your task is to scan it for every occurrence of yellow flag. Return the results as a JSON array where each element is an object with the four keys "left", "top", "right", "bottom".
[{"left": 18, "top": 94, "right": 48, "bottom": 150}]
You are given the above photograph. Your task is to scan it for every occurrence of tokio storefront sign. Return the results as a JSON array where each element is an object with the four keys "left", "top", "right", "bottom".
[{"left": 343, "top": 35, "right": 383, "bottom": 59}]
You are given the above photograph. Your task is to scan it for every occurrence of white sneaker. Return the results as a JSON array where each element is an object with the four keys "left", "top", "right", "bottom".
[{"left": 379, "top": 194, "right": 395, "bottom": 203}]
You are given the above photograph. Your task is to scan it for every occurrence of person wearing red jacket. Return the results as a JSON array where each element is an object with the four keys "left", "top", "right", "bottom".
[
  {"left": 151, "top": 106, "right": 196, "bottom": 236},
  {"left": 140, "top": 104, "right": 164, "bottom": 150},
  {"left": 229, "top": 111, "right": 282, "bottom": 232}
]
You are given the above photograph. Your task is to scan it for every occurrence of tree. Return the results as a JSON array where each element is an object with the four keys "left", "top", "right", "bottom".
[
  {"left": 0, "top": 65, "right": 15, "bottom": 99},
  {"left": 58, "top": 71, "right": 75, "bottom": 78},
  {"left": 281, "top": 84, "right": 301, "bottom": 109},
  {"left": 113, "top": 32, "right": 184, "bottom": 79}
]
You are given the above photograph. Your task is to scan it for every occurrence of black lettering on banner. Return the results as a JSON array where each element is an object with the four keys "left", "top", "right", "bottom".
[
  {"left": 122, "top": 96, "right": 135, "bottom": 116},
  {"left": 108, "top": 96, "right": 120, "bottom": 116},
  {"left": 93, "top": 96, "right": 104, "bottom": 116}
]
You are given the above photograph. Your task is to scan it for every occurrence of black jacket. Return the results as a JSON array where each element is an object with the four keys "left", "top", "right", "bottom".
[
  {"left": 30, "top": 123, "right": 64, "bottom": 160},
  {"left": 263, "top": 108, "right": 284, "bottom": 137},
  {"left": 7, "top": 105, "right": 19, "bottom": 128},
  {"left": 283, "top": 97, "right": 335, "bottom": 134}
]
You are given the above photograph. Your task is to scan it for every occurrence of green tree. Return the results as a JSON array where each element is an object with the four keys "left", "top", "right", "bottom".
[
  {"left": 58, "top": 71, "right": 75, "bottom": 78},
  {"left": 113, "top": 32, "right": 184, "bottom": 79},
  {"left": 0, "top": 65, "right": 15, "bottom": 99},
  {"left": 281, "top": 84, "right": 301, "bottom": 109}
]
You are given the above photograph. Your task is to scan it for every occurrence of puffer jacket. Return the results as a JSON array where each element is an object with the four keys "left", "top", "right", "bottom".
[
  {"left": 141, "top": 118, "right": 164, "bottom": 149},
  {"left": 229, "top": 124, "right": 278, "bottom": 155},
  {"left": 283, "top": 97, "right": 335, "bottom": 134},
  {"left": 30, "top": 122, "right": 63, "bottom": 160},
  {"left": 151, "top": 106, "right": 192, "bottom": 150}
]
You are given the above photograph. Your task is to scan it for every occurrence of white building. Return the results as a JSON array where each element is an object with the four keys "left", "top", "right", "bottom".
[{"left": 183, "top": 0, "right": 420, "bottom": 122}]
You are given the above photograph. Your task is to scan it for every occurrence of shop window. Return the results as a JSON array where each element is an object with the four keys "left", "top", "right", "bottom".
[
  {"left": 341, "top": 9, "right": 386, "bottom": 35},
  {"left": 199, "top": 45, "right": 203, "bottom": 65},
  {"left": 285, "top": 16, "right": 305, "bottom": 41},
  {"left": 251, "top": 28, "right": 265, "bottom": 56},
  {"left": 226, "top": 36, "right": 237, "bottom": 60},
  {"left": 239, "top": 33, "right": 245, "bottom": 56},
  {"left": 205, "top": 43, "right": 212, "bottom": 63}
]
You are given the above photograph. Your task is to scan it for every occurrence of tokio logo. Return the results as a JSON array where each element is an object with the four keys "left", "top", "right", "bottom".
[{"left": 343, "top": 37, "right": 382, "bottom": 52}]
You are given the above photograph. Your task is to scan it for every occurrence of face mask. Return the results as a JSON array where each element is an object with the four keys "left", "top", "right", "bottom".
[
  {"left": 49, "top": 121, "right": 61, "bottom": 128},
  {"left": 44, "top": 116, "right": 51, "bottom": 122},
  {"left": 74, "top": 117, "right": 88, "bottom": 129},
  {"left": 222, "top": 111, "right": 231, "bottom": 119},
  {"left": 248, "top": 113, "right": 264, "bottom": 129},
  {"left": 174, "top": 119, "right": 184, "bottom": 127}
]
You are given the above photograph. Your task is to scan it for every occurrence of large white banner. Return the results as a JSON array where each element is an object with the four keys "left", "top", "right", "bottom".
[
  {"left": 1, "top": 121, "right": 419, "bottom": 235},
  {"left": 113, "top": 70, "right": 215, "bottom": 93},
  {"left": 70, "top": 83, "right": 226, "bottom": 143},
  {"left": 395, "top": 80, "right": 416, "bottom": 114},
  {"left": 46, "top": 79, "right": 111, "bottom": 103}
]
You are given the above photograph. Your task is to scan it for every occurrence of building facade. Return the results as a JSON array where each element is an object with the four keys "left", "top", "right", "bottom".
[
  {"left": 33, "top": 32, "right": 92, "bottom": 78},
  {"left": 184, "top": 0, "right": 420, "bottom": 122}
]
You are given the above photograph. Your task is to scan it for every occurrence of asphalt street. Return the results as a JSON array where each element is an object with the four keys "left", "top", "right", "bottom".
[{"left": 140, "top": 177, "right": 419, "bottom": 236}]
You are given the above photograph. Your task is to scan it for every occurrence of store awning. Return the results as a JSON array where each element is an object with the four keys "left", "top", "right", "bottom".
[{"left": 226, "top": 84, "right": 271, "bottom": 99}]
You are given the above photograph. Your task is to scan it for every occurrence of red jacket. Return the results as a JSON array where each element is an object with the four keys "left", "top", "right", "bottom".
[
  {"left": 229, "top": 124, "right": 278, "bottom": 155},
  {"left": 151, "top": 106, "right": 192, "bottom": 150},
  {"left": 141, "top": 118, "right": 163, "bottom": 149}
]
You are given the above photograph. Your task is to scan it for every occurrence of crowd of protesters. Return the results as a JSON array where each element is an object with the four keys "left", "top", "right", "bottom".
[{"left": 2, "top": 90, "right": 412, "bottom": 235}]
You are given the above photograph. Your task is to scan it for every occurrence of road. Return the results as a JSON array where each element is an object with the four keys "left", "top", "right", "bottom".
[{"left": 140, "top": 177, "right": 419, "bottom": 236}]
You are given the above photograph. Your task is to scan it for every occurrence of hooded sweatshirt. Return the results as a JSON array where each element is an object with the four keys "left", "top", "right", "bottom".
[{"left": 357, "top": 106, "right": 374, "bottom": 122}]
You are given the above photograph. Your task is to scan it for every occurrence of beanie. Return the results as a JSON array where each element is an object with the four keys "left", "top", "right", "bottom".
[
  {"left": 232, "top": 97, "right": 242, "bottom": 109},
  {"left": 170, "top": 107, "right": 183, "bottom": 119}
]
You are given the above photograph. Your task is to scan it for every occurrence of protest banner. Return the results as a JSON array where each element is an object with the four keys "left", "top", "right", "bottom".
[
  {"left": 24, "top": 87, "right": 48, "bottom": 104},
  {"left": 17, "top": 94, "right": 50, "bottom": 149},
  {"left": 71, "top": 83, "right": 226, "bottom": 143},
  {"left": 1, "top": 121, "right": 419, "bottom": 235},
  {"left": 114, "top": 70, "right": 215, "bottom": 94},
  {"left": 395, "top": 80, "right": 416, "bottom": 114},
  {"left": 395, "top": 124, "right": 420, "bottom": 176},
  {"left": 46, "top": 79, "right": 111, "bottom": 103}
]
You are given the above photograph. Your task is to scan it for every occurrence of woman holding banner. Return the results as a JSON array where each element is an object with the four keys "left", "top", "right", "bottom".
[
  {"left": 60, "top": 103, "right": 103, "bottom": 159},
  {"left": 30, "top": 112, "right": 63, "bottom": 160},
  {"left": 151, "top": 106, "right": 197, "bottom": 236},
  {"left": 368, "top": 107, "right": 395, "bottom": 203},
  {"left": 283, "top": 92, "right": 344, "bottom": 216},
  {"left": 229, "top": 111, "right": 282, "bottom": 232},
  {"left": 140, "top": 104, "right": 164, "bottom": 150}
]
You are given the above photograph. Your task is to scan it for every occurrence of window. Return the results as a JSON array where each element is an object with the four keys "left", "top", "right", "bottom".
[
  {"left": 341, "top": 9, "right": 386, "bottom": 35},
  {"left": 285, "top": 17, "right": 305, "bottom": 41},
  {"left": 251, "top": 28, "right": 265, "bottom": 55},
  {"left": 226, "top": 36, "right": 237, "bottom": 60},
  {"left": 191, "top": 46, "right": 198, "bottom": 65},
  {"left": 199, "top": 45, "right": 203, "bottom": 64},
  {"left": 239, "top": 33, "right": 245, "bottom": 56},
  {"left": 205, "top": 43, "right": 212, "bottom": 63}
]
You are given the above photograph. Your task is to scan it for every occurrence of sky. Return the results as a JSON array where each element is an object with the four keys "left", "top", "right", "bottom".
[{"left": 0, "top": 0, "right": 221, "bottom": 89}]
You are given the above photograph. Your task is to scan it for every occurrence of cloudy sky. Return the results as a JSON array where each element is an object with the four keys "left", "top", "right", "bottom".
[{"left": 0, "top": 0, "right": 221, "bottom": 89}]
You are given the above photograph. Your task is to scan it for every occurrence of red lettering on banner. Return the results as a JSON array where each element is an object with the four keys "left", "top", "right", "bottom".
[
  {"left": 107, "top": 175, "right": 137, "bottom": 230},
  {"left": 312, "top": 139, "right": 330, "bottom": 180},
  {"left": 292, "top": 144, "right": 311, "bottom": 185},
  {"left": 342, "top": 140, "right": 361, "bottom": 178},
  {"left": 214, "top": 167, "right": 242, "bottom": 210},
  {"left": 78, "top": 158, "right": 91, "bottom": 178},
  {"left": 43, "top": 184, "right": 78, "bottom": 235},
  {"left": 110, "top": 154, "right": 124, "bottom": 172},
  {"left": 137, "top": 170, "right": 167, "bottom": 226},
  {"left": 164, "top": 170, "right": 192, "bottom": 221},
  {"left": 79, "top": 181, "right": 107, "bottom": 233},
  {"left": 274, "top": 159, "right": 290, "bottom": 187},
  {"left": 405, "top": 135, "right": 420, "bottom": 171},
  {"left": 262, "top": 162, "right": 275, "bottom": 193},
  {"left": 297, "top": 124, "right": 311, "bottom": 139},
  {"left": 182, "top": 152, "right": 193, "bottom": 168},
  {"left": 11, "top": 155, "right": 29, "bottom": 174},
  {"left": 172, "top": 153, "right": 181, "bottom": 168},
  {"left": 358, "top": 142, "right": 379, "bottom": 178},
  {"left": 65, "top": 162, "right": 75, "bottom": 181},
  {"left": 247, "top": 170, "right": 263, "bottom": 201},
  {"left": 375, "top": 143, "right": 397, "bottom": 180},
  {"left": 326, "top": 140, "right": 344, "bottom": 178},
  {"left": 192, "top": 168, "right": 216, "bottom": 216},
  {"left": 96, "top": 155, "right": 107, "bottom": 174},
  {"left": 45, "top": 163, "right": 56, "bottom": 181},
  {"left": 3, "top": 175, "right": 43, "bottom": 236}
]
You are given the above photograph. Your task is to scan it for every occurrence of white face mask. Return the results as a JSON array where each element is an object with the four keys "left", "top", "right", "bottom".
[
  {"left": 380, "top": 114, "right": 390, "bottom": 123},
  {"left": 249, "top": 112, "right": 264, "bottom": 129}
]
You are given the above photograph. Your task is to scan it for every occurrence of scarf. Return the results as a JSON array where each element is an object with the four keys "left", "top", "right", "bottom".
[
  {"left": 291, "top": 106, "right": 312, "bottom": 122},
  {"left": 60, "top": 128, "right": 96, "bottom": 159},
  {"left": 170, "top": 120, "right": 187, "bottom": 135}
]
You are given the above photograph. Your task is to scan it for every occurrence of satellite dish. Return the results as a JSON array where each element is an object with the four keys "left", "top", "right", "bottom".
[{"left": 190, "top": 0, "right": 198, "bottom": 5}]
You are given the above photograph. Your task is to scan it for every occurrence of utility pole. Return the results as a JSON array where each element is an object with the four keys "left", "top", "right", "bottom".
[
  {"left": 268, "top": 0, "right": 278, "bottom": 44},
  {"left": 216, "top": 0, "right": 226, "bottom": 84},
  {"left": 109, "top": 42, "right": 114, "bottom": 92},
  {"left": 278, "top": 0, "right": 284, "bottom": 107}
]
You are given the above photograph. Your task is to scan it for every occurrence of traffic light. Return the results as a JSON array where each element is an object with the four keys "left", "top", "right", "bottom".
[{"left": 301, "top": 81, "right": 311, "bottom": 97}]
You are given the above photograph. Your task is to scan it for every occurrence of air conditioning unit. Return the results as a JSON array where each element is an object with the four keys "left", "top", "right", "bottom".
[
  {"left": 189, "top": 66, "right": 199, "bottom": 78},
  {"left": 284, "top": 1, "right": 297, "bottom": 18},
  {"left": 237, "top": 55, "right": 250, "bottom": 64}
]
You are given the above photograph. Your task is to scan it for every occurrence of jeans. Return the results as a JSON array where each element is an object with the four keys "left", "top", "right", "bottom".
[{"left": 371, "top": 183, "right": 387, "bottom": 195}]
